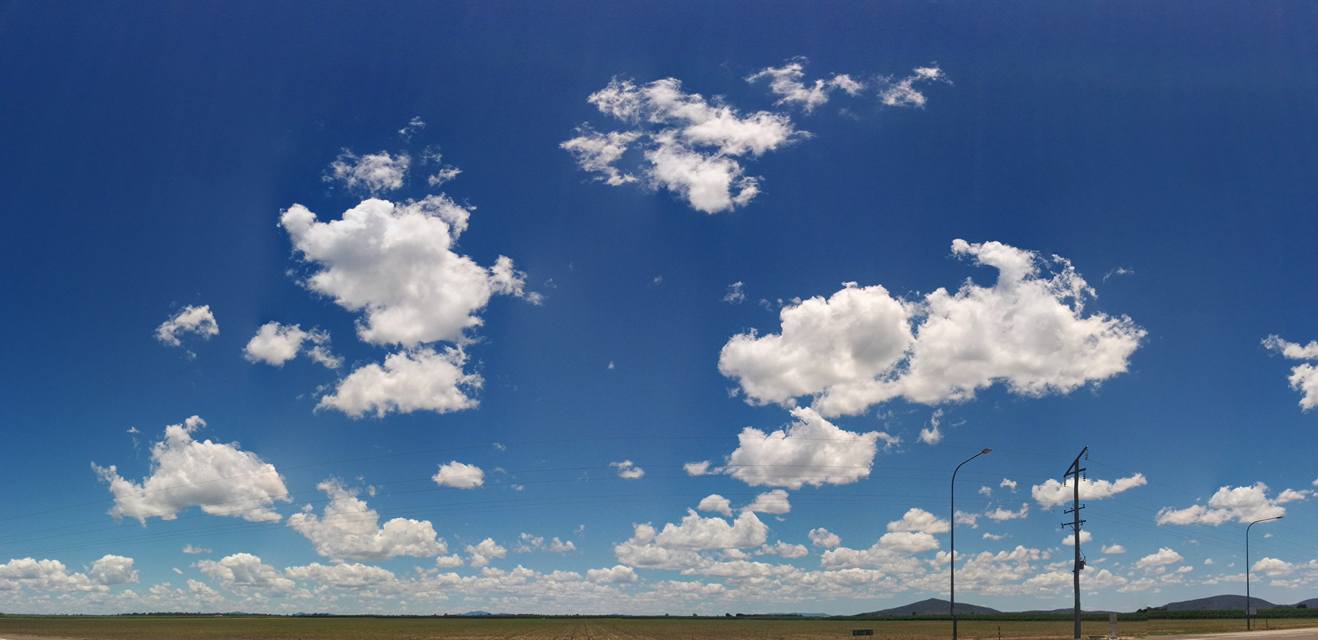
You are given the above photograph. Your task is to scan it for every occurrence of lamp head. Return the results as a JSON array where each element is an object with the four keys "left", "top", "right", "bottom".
[{"left": 981, "top": 448, "right": 992, "bottom": 455}]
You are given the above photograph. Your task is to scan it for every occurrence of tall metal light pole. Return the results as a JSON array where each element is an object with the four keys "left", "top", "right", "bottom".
[
  {"left": 1246, "top": 515, "right": 1283, "bottom": 630},
  {"left": 951, "top": 447, "right": 991, "bottom": 640}
]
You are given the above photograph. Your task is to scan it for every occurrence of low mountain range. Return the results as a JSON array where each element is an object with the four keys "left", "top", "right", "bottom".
[{"left": 856, "top": 595, "right": 1317, "bottom": 618}]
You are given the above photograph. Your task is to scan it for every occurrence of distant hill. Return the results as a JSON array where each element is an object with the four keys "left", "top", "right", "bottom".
[
  {"left": 1160, "top": 595, "right": 1275, "bottom": 612},
  {"left": 1299, "top": 599, "right": 1318, "bottom": 609},
  {"left": 858, "top": 598, "right": 999, "bottom": 617},
  {"left": 1019, "top": 608, "right": 1115, "bottom": 615}
]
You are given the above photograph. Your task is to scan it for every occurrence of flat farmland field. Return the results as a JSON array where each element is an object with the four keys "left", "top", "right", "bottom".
[{"left": 0, "top": 616, "right": 1316, "bottom": 640}]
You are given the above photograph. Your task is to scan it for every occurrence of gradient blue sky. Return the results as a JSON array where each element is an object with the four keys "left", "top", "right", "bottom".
[{"left": 1, "top": 1, "right": 1315, "bottom": 615}]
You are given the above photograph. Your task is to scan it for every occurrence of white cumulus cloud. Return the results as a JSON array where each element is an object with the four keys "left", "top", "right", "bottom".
[
  {"left": 92, "top": 416, "right": 289, "bottom": 524},
  {"left": 288, "top": 479, "right": 447, "bottom": 561},
  {"left": 985, "top": 503, "right": 1030, "bottom": 521},
  {"left": 318, "top": 347, "right": 482, "bottom": 418},
  {"left": 466, "top": 538, "right": 507, "bottom": 568},
  {"left": 281, "top": 196, "right": 536, "bottom": 348},
  {"left": 326, "top": 150, "right": 410, "bottom": 193},
  {"left": 719, "top": 240, "right": 1145, "bottom": 417},
  {"left": 562, "top": 77, "right": 802, "bottom": 214},
  {"left": 1136, "top": 547, "right": 1183, "bottom": 570},
  {"left": 1263, "top": 335, "right": 1318, "bottom": 411},
  {"left": 887, "top": 508, "right": 950, "bottom": 534},
  {"left": 196, "top": 553, "right": 294, "bottom": 594},
  {"left": 89, "top": 555, "right": 138, "bottom": 585},
  {"left": 243, "top": 322, "right": 341, "bottom": 369},
  {"left": 697, "top": 494, "right": 733, "bottom": 517},
  {"left": 1032, "top": 473, "right": 1148, "bottom": 508},
  {"left": 432, "top": 461, "right": 485, "bottom": 489},
  {"left": 1156, "top": 483, "right": 1294, "bottom": 526},
  {"left": 722, "top": 406, "right": 881, "bottom": 489},
  {"left": 155, "top": 305, "right": 219, "bottom": 349},
  {"left": 808, "top": 527, "right": 841, "bottom": 549},
  {"left": 610, "top": 460, "right": 645, "bottom": 479},
  {"left": 745, "top": 489, "right": 791, "bottom": 515}
]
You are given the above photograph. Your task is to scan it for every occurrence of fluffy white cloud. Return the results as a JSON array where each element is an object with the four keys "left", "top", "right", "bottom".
[
  {"left": 0, "top": 558, "right": 101, "bottom": 593},
  {"left": 1277, "top": 488, "right": 1311, "bottom": 503},
  {"left": 564, "top": 61, "right": 948, "bottom": 214},
  {"left": 243, "top": 322, "right": 341, "bottom": 369},
  {"left": 720, "top": 283, "right": 913, "bottom": 409},
  {"left": 918, "top": 409, "right": 943, "bottom": 445},
  {"left": 722, "top": 406, "right": 881, "bottom": 489},
  {"left": 515, "top": 533, "right": 577, "bottom": 554},
  {"left": 1001, "top": 478, "right": 1018, "bottom": 491},
  {"left": 1263, "top": 335, "right": 1318, "bottom": 410},
  {"left": 1062, "top": 530, "right": 1093, "bottom": 546},
  {"left": 720, "top": 240, "right": 1145, "bottom": 417},
  {"left": 809, "top": 527, "right": 842, "bottom": 549},
  {"left": 432, "top": 461, "right": 484, "bottom": 489},
  {"left": 562, "top": 77, "right": 802, "bottom": 214},
  {"left": 92, "top": 416, "right": 289, "bottom": 524},
  {"left": 746, "top": 489, "right": 791, "bottom": 515},
  {"left": 697, "top": 494, "right": 733, "bottom": 517},
  {"left": 610, "top": 460, "right": 645, "bottom": 479},
  {"left": 878, "top": 66, "right": 946, "bottom": 108},
  {"left": 1263, "top": 335, "right": 1318, "bottom": 360},
  {"left": 820, "top": 534, "right": 939, "bottom": 568},
  {"left": 746, "top": 58, "right": 864, "bottom": 112},
  {"left": 647, "top": 510, "right": 769, "bottom": 551},
  {"left": 1136, "top": 547, "right": 1183, "bottom": 570},
  {"left": 817, "top": 507, "right": 954, "bottom": 570},
  {"left": 1032, "top": 473, "right": 1148, "bottom": 508},
  {"left": 466, "top": 538, "right": 507, "bottom": 568},
  {"left": 88, "top": 555, "right": 138, "bottom": 585},
  {"left": 181, "top": 545, "right": 211, "bottom": 555},
  {"left": 326, "top": 150, "right": 410, "bottom": 193},
  {"left": 1156, "top": 483, "right": 1293, "bottom": 526},
  {"left": 155, "top": 305, "right": 219, "bottom": 348},
  {"left": 586, "top": 565, "right": 638, "bottom": 584},
  {"left": 282, "top": 192, "right": 538, "bottom": 419},
  {"left": 284, "top": 562, "right": 396, "bottom": 588},
  {"left": 281, "top": 197, "right": 536, "bottom": 348},
  {"left": 684, "top": 460, "right": 712, "bottom": 476},
  {"left": 1103, "top": 544, "right": 1127, "bottom": 555},
  {"left": 751, "top": 541, "right": 808, "bottom": 559},
  {"left": 985, "top": 503, "right": 1030, "bottom": 521},
  {"left": 288, "top": 480, "right": 447, "bottom": 561},
  {"left": 318, "top": 347, "right": 481, "bottom": 418},
  {"left": 196, "top": 553, "right": 294, "bottom": 594},
  {"left": 1251, "top": 557, "right": 1294, "bottom": 577},
  {"left": 887, "top": 508, "right": 950, "bottom": 534},
  {"left": 559, "top": 129, "right": 641, "bottom": 186}
]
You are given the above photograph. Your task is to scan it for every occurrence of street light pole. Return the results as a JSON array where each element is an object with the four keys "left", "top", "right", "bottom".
[
  {"left": 951, "top": 448, "right": 991, "bottom": 640},
  {"left": 1246, "top": 515, "right": 1283, "bottom": 630}
]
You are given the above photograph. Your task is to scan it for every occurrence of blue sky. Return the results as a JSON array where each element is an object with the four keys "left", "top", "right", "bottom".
[{"left": 1, "top": 1, "right": 1316, "bottom": 615}]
